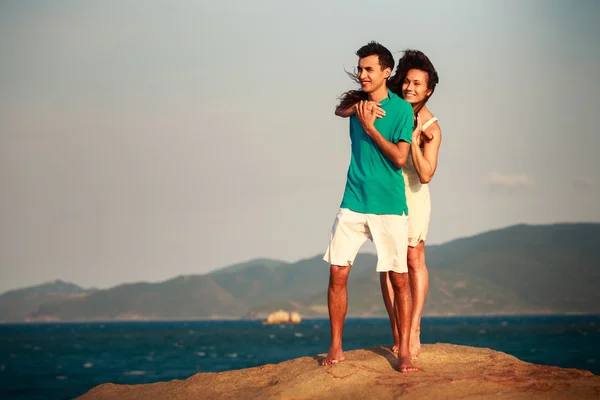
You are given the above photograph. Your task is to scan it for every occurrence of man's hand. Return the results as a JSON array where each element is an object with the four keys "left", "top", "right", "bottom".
[
  {"left": 356, "top": 100, "right": 378, "bottom": 132},
  {"left": 354, "top": 100, "right": 385, "bottom": 119}
]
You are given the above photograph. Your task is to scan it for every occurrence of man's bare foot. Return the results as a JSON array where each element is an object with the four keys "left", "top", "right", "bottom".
[
  {"left": 398, "top": 356, "right": 419, "bottom": 373},
  {"left": 409, "top": 329, "right": 421, "bottom": 360},
  {"left": 391, "top": 342, "right": 399, "bottom": 354},
  {"left": 321, "top": 346, "right": 345, "bottom": 366}
]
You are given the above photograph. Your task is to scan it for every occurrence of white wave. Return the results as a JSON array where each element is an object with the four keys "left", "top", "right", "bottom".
[
  {"left": 124, "top": 370, "right": 146, "bottom": 376},
  {"left": 294, "top": 332, "right": 304, "bottom": 337},
  {"left": 83, "top": 362, "right": 93, "bottom": 368}
]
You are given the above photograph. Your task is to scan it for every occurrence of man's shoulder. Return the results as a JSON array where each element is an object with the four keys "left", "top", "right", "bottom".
[{"left": 388, "top": 92, "right": 412, "bottom": 110}]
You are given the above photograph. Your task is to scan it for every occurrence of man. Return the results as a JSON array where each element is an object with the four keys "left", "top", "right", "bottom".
[{"left": 322, "top": 41, "right": 418, "bottom": 373}]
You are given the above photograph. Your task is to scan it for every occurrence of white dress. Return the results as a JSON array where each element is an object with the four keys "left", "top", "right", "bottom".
[{"left": 403, "top": 117, "right": 437, "bottom": 247}]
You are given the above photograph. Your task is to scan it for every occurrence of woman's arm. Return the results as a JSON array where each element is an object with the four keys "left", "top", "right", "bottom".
[
  {"left": 411, "top": 122, "right": 442, "bottom": 184},
  {"left": 335, "top": 101, "right": 385, "bottom": 118},
  {"left": 335, "top": 104, "right": 356, "bottom": 118}
]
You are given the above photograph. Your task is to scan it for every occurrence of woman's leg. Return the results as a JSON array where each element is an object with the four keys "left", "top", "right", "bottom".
[{"left": 407, "top": 241, "right": 428, "bottom": 359}]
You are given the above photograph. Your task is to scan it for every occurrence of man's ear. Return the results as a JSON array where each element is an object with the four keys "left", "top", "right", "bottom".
[{"left": 384, "top": 68, "right": 391, "bottom": 79}]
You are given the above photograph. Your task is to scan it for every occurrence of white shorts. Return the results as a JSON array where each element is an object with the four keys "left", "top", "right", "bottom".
[{"left": 323, "top": 208, "right": 408, "bottom": 274}]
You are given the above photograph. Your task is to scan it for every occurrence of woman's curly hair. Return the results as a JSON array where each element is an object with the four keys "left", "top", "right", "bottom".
[{"left": 388, "top": 49, "right": 439, "bottom": 117}]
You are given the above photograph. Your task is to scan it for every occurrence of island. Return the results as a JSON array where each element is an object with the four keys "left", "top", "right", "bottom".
[{"left": 261, "top": 309, "right": 302, "bottom": 325}]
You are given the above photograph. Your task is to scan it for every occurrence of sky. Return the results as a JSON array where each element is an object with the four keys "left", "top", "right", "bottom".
[{"left": 1, "top": 0, "right": 599, "bottom": 292}]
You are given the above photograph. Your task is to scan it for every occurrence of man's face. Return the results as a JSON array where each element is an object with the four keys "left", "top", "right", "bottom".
[{"left": 357, "top": 55, "right": 390, "bottom": 94}]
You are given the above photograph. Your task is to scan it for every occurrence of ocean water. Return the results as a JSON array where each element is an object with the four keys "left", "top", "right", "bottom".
[{"left": 0, "top": 315, "right": 598, "bottom": 400}]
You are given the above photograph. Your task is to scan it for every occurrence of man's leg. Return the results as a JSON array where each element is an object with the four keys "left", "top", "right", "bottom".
[
  {"left": 323, "top": 263, "right": 352, "bottom": 365},
  {"left": 322, "top": 208, "right": 369, "bottom": 366},
  {"left": 389, "top": 271, "right": 418, "bottom": 372},
  {"left": 379, "top": 271, "right": 400, "bottom": 353},
  {"left": 369, "top": 212, "right": 417, "bottom": 372}
]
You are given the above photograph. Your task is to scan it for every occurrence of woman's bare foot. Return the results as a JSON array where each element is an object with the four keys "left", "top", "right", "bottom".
[
  {"left": 391, "top": 342, "right": 400, "bottom": 354},
  {"left": 398, "top": 356, "right": 419, "bottom": 373},
  {"left": 409, "top": 328, "right": 421, "bottom": 360},
  {"left": 322, "top": 346, "right": 345, "bottom": 366}
]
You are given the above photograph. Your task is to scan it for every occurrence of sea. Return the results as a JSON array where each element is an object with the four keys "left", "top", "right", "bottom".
[{"left": 1, "top": 314, "right": 598, "bottom": 400}]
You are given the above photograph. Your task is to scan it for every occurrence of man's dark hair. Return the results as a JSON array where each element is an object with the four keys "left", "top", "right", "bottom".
[
  {"left": 337, "top": 41, "right": 394, "bottom": 110},
  {"left": 356, "top": 41, "right": 395, "bottom": 72}
]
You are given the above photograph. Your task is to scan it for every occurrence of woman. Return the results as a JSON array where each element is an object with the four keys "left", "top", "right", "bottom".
[{"left": 335, "top": 49, "right": 441, "bottom": 360}]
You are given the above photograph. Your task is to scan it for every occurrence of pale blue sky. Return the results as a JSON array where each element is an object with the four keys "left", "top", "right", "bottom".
[{"left": 1, "top": 0, "right": 599, "bottom": 292}]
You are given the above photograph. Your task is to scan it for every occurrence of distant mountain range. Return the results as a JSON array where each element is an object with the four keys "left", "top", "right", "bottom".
[{"left": 2, "top": 223, "right": 599, "bottom": 322}]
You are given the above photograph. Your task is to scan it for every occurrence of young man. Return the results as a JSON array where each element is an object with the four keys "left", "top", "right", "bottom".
[{"left": 322, "top": 41, "right": 418, "bottom": 373}]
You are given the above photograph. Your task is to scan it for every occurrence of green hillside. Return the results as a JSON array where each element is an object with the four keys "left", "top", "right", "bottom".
[{"left": 2, "top": 223, "right": 599, "bottom": 322}]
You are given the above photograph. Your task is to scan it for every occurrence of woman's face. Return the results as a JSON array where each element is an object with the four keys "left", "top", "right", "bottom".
[{"left": 401, "top": 69, "right": 432, "bottom": 104}]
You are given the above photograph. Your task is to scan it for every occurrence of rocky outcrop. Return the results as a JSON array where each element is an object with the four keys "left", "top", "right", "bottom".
[
  {"left": 262, "top": 309, "right": 302, "bottom": 325},
  {"left": 77, "top": 343, "right": 600, "bottom": 399}
]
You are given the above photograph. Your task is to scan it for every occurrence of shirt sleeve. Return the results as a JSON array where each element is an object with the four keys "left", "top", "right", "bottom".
[{"left": 392, "top": 100, "right": 414, "bottom": 144}]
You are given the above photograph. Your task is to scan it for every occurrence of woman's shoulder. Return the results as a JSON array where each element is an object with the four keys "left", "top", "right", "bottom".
[
  {"left": 420, "top": 108, "right": 440, "bottom": 132},
  {"left": 418, "top": 107, "right": 436, "bottom": 122}
]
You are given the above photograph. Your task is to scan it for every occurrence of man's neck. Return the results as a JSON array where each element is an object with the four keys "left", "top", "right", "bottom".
[{"left": 368, "top": 85, "right": 389, "bottom": 103}]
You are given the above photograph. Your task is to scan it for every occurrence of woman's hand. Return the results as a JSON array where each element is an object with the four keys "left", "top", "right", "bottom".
[
  {"left": 412, "top": 115, "right": 423, "bottom": 145},
  {"left": 412, "top": 115, "right": 434, "bottom": 146}
]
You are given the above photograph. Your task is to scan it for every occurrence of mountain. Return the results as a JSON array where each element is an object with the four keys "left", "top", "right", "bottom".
[
  {"left": 0, "top": 280, "right": 92, "bottom": 322},
  {"left": 2, "top": 223, "right": 599, "bottom": 322},
  {"left": 424, "top": 223, "right": 600, "bottom": 313},
  {"left": 210, "top": 258, "right": 286, "bottom": 275},
  {"left": 31, "top": 275, "right": 246, "bottom": 321}
]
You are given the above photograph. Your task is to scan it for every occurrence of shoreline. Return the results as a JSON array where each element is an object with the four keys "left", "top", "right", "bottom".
[{"left": 2, "top": 312, "right": 599, "bottom": 325}]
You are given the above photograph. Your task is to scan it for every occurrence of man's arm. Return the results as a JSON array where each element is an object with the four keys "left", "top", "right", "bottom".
[
  {"left": 356, "top": 101, "right": 410, "bottom": 168},
  {"left": 364, "top": 126, "right": 410, "bottom": 168}
]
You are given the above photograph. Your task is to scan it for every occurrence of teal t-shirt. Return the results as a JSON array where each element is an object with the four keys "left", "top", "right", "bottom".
[{"left": 340, "top": 89, "right": 413, "bottom": 215}]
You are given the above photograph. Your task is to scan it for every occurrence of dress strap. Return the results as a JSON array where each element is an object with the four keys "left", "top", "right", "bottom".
[{"left": 421, "top": 117, "right": 438, "bottom": 131}]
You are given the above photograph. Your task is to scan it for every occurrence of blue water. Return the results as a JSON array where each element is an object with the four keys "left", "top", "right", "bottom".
[{"left": 0, "top": 315, "right": 598, "bottom": 400}]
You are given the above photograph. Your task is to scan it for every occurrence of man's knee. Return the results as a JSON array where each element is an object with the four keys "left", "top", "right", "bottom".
[
  {"left": 389, "top": 271, "right": 409, "bottom": 289},
  {"left": 329, "top": 264, "right": 351, "bottom": 288}
]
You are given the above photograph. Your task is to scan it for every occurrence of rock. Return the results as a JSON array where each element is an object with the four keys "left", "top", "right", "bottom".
[
  {"left": 262, "top": 309, "right": 302, "bottom": 325},
  {"left": 77, "top": 343, "right": 600, "bottom": 399}
]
